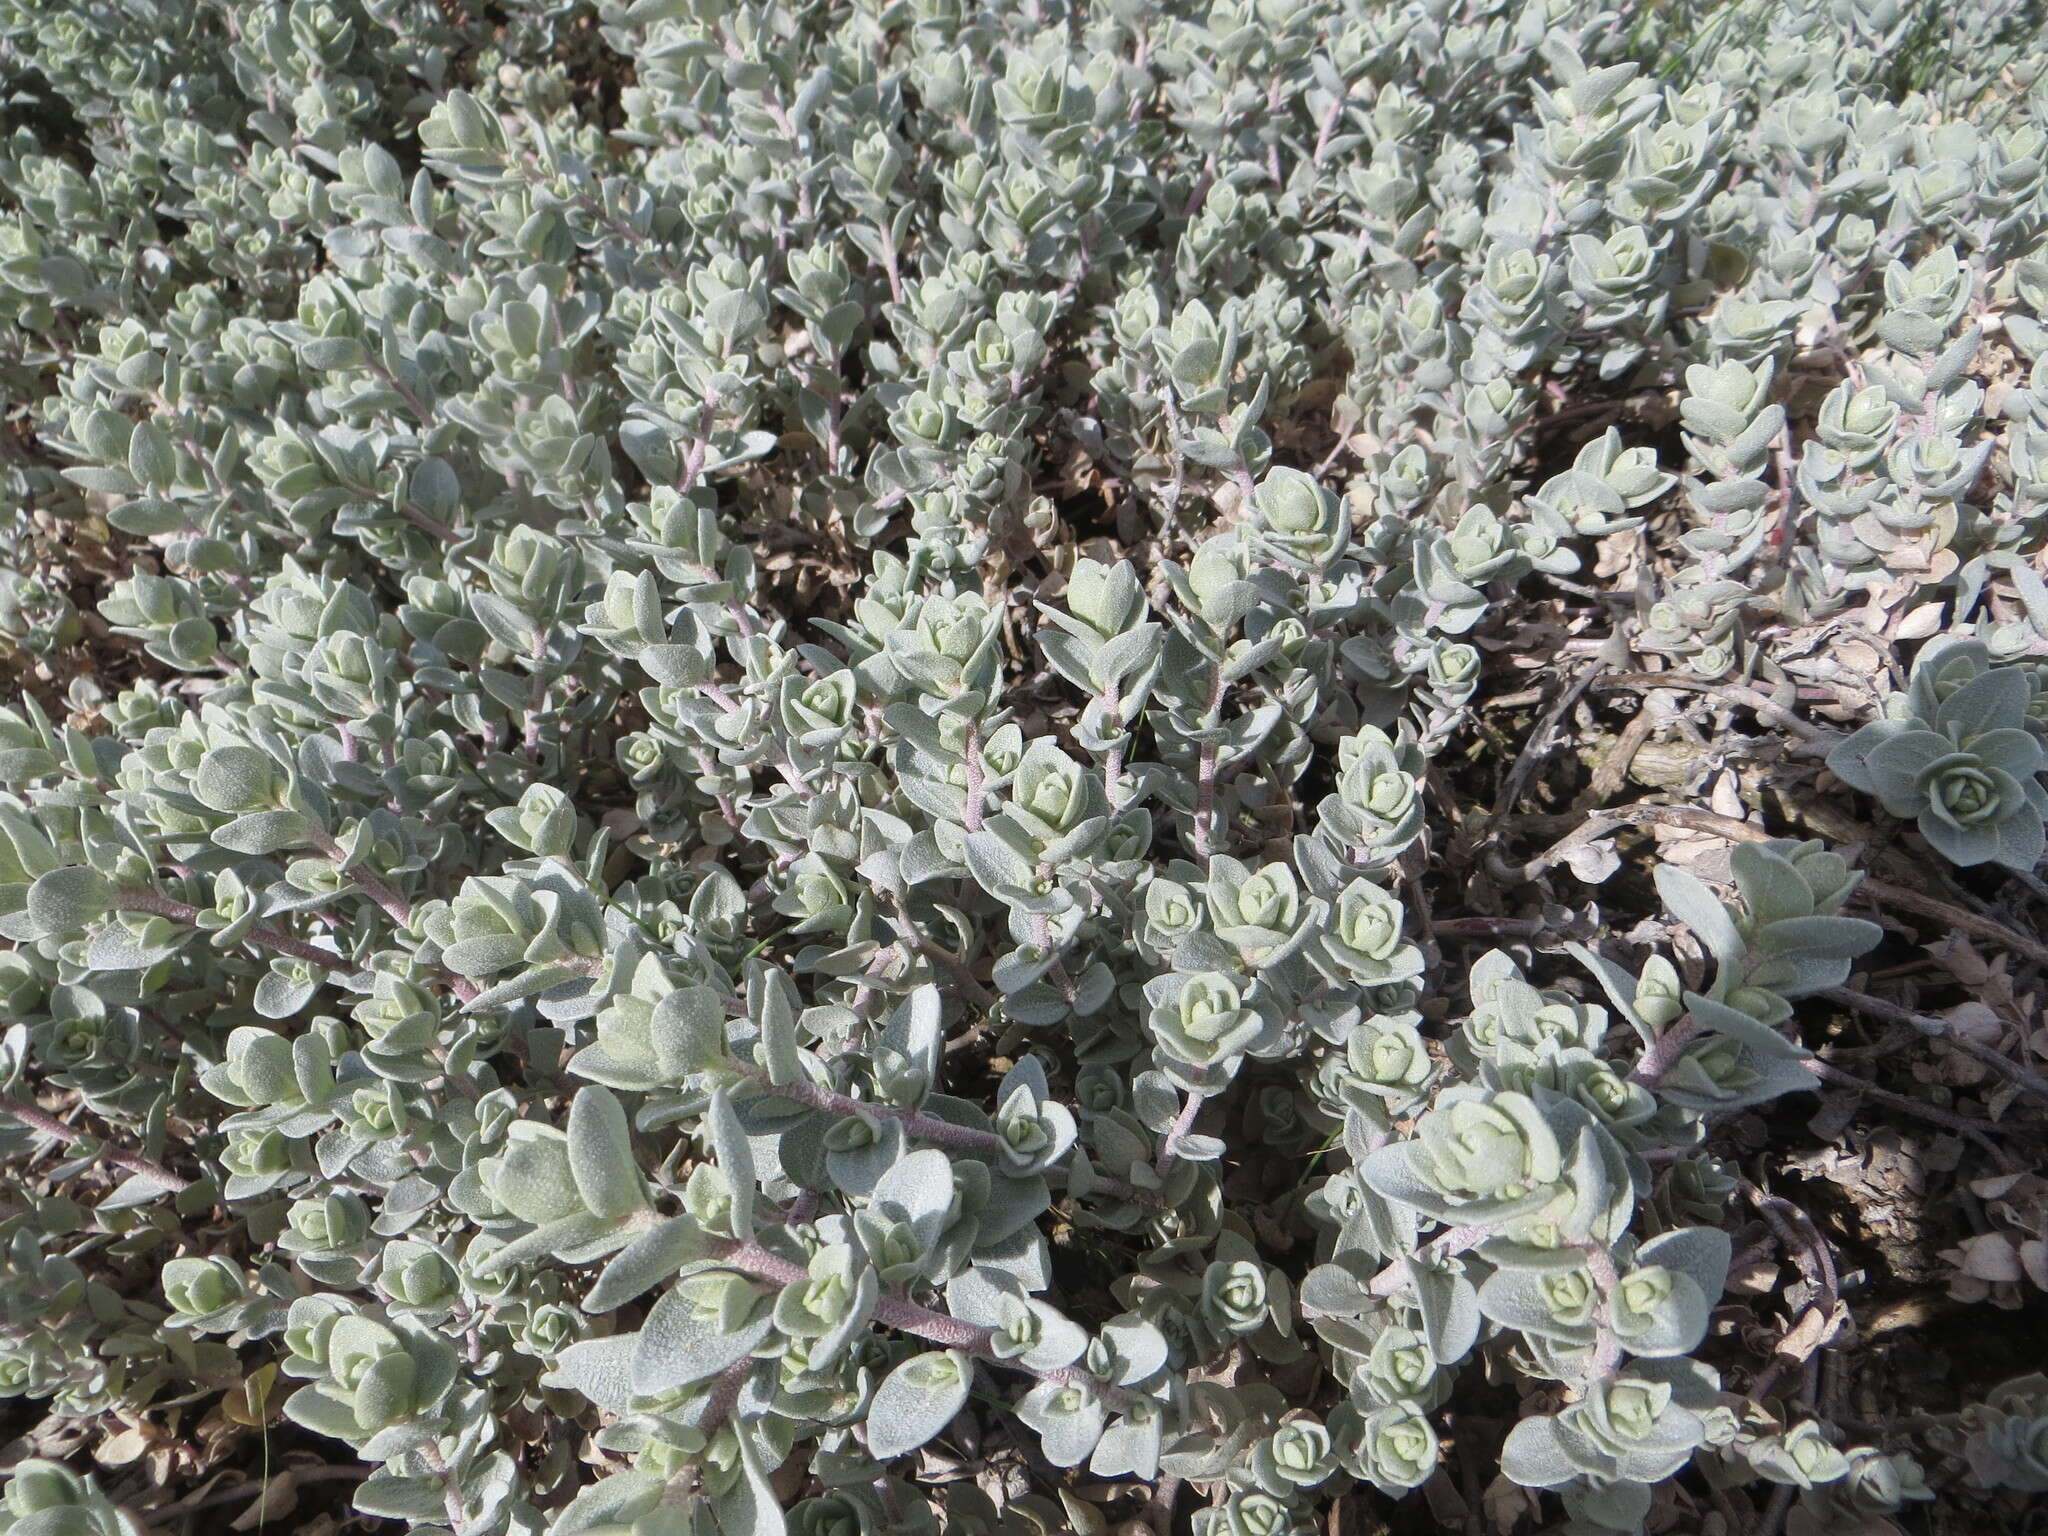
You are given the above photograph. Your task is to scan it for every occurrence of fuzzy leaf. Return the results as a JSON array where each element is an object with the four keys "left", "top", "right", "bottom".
[
  {"left": 706, "top": 1087, "right": 757, "bottom": 1240},
  {"left": 27, "top": 867, "right": 114, "bottom": 934},
  {"left": 1653, "top": 865, "right": 1745, "bottom": 970},
  {"left": 632, "top": 1273, "right": 773, "bottom": 1395},
  {"left": 864, "top": 1350, "right": 971, "bottom": 1459},
  {"left": 567, "top": 1086, "right": 647, "bottom": 1219},
  {"left": 586, "top": 1218, "right": 712, "bottom": 1313}
]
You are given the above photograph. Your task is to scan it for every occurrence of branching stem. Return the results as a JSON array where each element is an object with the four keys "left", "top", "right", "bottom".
[
  {"left": 0, "top": 1096, "right": 189, "bottom": 1191},
  {"left": 713, "top": 1239, "right": 1140, "bottom": 1407}
]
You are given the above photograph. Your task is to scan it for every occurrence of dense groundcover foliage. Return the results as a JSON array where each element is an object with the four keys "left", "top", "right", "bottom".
[{"left": 8, "top": 0, "right": 2048, "bottom": 1532}]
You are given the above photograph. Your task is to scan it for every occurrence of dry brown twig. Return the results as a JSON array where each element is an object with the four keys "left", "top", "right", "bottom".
[
  {"left": 1512, "top": 802, "right": 1768, "bottom": 883},
  {"left": 1742, "top": 1178, "right": 1845, "bottom": 1408},
  {"left": 1486, "top": 659, "right": 1609, "bottom": 824},
  {"left": 0, "top": 1095, "right": 189, "bottom": 1192},
  {"left": 1510, "top": 802, "right": 2048, "bottom": 972},
  {"left": 144, "top": 1464, "right": 370, "bottom": 1529},
  {"left": 1592, "top": 671, "right": 1836, "bottom": 744},
  {"left": 1574, "top": 707, "right": 1659, "bottom": 811},
  {"left": 1800, "top": 1056, "right": 2013, "bottom": 1142},
  {"left": 1823, "top": 986, "right": 2048, "bottom": 1106}
]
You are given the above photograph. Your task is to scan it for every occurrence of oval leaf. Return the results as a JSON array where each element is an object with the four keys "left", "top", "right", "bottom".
[{"left": 865, "top": 1349, "right": 971, "bottom": 1460}]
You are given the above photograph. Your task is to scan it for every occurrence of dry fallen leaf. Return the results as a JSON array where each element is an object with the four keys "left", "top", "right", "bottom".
[
  {"left": 1945, "top": 1232, "right": 2022, "bottom": 1283},
  {"left": 92, "top": 1426, "right": 151, "bottom": 1468},
  {"left": 1775, "top": 1301, "right": 1849, "bottom": 1362},
  {"left": 1482, "top": 1471, "right": 1540, "bottom": 1534},
  {"left": 2023, "top": 1239, "right": 2048, "bottom": 1291},
  {"left": 1562, "top": 836, "right": 1621, "bottom": 883},
  {"left": 1924, "top": 932, "right": 1996, "bottom": 989},
  {"left": 231, "top": 1469, "right": 301, "bottom": 1530}
]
